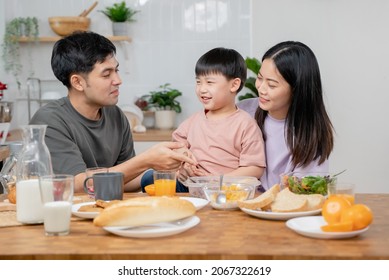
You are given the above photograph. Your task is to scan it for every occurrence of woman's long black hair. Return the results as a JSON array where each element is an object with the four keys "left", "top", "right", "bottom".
[{"left": 255, "top": 41, "right": 334, "bottom": 168}]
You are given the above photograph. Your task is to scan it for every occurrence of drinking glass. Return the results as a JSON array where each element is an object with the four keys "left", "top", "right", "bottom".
[
  {"left": 328, "top": 182, "right": 355, "bottom": 204},
  {"left": 153, "top": 170, "right": 176, "bottom": 196},
  {"left": 39, "top": 174, "right": 74, "bottom": 236}
]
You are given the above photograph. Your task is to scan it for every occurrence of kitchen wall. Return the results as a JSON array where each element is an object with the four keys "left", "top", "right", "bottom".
[
  {"left": 252, "top": 0, "right": 389, "bottom": 194},
  {"left": 1, "top": 0, "right": 388, "bottom": 193},
  {"left": 0, "top": 0, "right": 251, "bottom": 127}
]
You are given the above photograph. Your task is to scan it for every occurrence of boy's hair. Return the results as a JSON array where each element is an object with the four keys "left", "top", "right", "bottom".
[
  {"left": 51, "top": 31, "right": 117, "bottom": 88},
  {"left": 195, "top": 47, "right": 247, "bottom": 93}
]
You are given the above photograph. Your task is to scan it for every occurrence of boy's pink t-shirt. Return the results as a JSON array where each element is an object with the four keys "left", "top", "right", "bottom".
[{"left": 172, "top": 109, "right": 266, "bottom": 175}]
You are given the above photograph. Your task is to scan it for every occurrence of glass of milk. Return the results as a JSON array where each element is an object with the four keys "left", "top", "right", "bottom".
[{"left": 39, "top": 174, "right": 74, "bottom": 236}]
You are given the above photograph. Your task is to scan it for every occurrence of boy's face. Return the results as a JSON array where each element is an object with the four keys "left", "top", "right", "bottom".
[{"left": 195, "top": 72, "right": 239, "bottom": 114}]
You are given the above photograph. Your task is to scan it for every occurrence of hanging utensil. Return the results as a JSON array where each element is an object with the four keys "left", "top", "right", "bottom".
[{"left": 79, "top": 1, "right": 98, "bottom": 17}]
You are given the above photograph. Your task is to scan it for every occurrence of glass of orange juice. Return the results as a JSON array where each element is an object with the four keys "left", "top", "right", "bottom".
[
  {"left": 153, "top": 170, "right": 176, "bottom": 196},
  {"left": 328, "top": 182, "right": 355, "bottom": 204}
]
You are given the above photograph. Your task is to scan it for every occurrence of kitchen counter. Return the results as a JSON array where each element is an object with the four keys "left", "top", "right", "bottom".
[{"left": 0, "top": 193, "right": 387, "bottom": 260}]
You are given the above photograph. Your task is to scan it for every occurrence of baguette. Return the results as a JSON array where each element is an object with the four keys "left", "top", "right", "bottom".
[
  {"left": 237, "top": 184, "right": 280, "bottom": 210},
  {"left": 93, "top": 196, "right": 196, "bottom": 227}
]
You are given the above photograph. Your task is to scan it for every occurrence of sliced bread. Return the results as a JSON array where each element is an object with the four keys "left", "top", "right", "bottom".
[
  {"left": 237, "top": 184, "right": 280, "bottom": 210},
  {"left": 300, "top": 193, "right": 325, "bottom": 211},
  {"left": 270, "top": 188, "right": 308, "bottom": 212}
]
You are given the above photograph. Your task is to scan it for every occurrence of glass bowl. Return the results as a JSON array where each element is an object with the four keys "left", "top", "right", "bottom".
[
  {"left": 280, "top": 172, "right": 333, "bottom": 195},
  {"left": 184, "top": 176, "right": 260, "bottom": 199},
  {"left": 203, "top": 183, "right": 254, "bottom": 210}
]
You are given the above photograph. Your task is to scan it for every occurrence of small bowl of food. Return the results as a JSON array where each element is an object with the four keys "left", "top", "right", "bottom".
[
  {"left": 280, "top": 171, "right": 345, "bottom": 195},
  {"left": 203, "top": 183, "right": 254, "bottom": 210},
  {"left": 185, "top": 176, "right": 260, "bottom": 199}
]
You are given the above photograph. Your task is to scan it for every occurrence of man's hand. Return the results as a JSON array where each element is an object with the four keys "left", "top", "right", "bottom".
[{"left": 144, "top": 142, "right": 197, "bottom": 171}]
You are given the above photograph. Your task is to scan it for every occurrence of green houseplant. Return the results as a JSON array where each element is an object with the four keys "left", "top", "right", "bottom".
[
  {"left": 140, "top": 83, "right": 182, "bottom": 129},
  {"left": 1, "top": 17, "right": 39, "bottom": 89},
  {"left": 238, "top": 57, "right": 261, "bottom": 101},
  {"left": 100, "top": 1, "right": 139, "bottom": 22},
  {"left": 142, "top": 83, "right": 182, "bottom": 113},
  {"left": 100, "top": 1, "right": 139, "bottom": 36}
]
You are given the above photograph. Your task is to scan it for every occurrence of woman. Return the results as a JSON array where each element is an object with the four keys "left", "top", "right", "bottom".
[{"left": 238, "top": 41, "right": 334, "bottom": 190}]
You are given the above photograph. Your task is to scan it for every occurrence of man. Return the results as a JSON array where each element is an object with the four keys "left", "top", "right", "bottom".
[{"left": 30, "top": 31, "right": 195, "bottom": 192}]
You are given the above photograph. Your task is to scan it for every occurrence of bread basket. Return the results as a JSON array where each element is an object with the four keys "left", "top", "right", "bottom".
[{"left": 48, "top": 16, "right": 90, "bottom": 36}]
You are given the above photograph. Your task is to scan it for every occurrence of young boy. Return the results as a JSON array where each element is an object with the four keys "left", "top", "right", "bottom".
[{"left": 141, "top": 47, "right": 266, "bottom": 192}]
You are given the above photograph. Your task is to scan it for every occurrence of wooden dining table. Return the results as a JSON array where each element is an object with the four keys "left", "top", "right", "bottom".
[{"left": 0, "top": 193, "right": 388, "bottom": 260}]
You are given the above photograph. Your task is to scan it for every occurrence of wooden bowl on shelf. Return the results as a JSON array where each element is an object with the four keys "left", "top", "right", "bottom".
[{"left": 48, "top": 16, "right": 90, "bottom": 36}]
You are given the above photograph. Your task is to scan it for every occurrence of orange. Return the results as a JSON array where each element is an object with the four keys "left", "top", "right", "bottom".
[
  {"left": 322, "top": 196, "right": 352, "bottom": 224},
  {"left": 144, "top": 184, "right": 155, "bottom": 196},
  {"left": 329, "top": 194, "right": 355, "bottom": 205},
  {"left": 321, "top": 221, "right": 353, "bottom": 232},
  {"left": 340, "top": 204, "right": 373, "bottom": 230}
]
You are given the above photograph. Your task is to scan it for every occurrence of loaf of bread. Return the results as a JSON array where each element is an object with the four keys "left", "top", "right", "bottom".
[
  {"left": 93, "top": 196, "right": 196, "bottom": 227},
  {"left": 237, "top": 184, "right": 325, "bottom": 212}
]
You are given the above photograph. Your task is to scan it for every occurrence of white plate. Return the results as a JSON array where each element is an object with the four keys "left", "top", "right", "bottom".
[
  {"left": 72, "top": 197, "right": 208, "bottom": 220},
  {"left": 286, "top": 216, "right": 369, "bottom": 239},
  {"left": 103, "top": 216, "right": 200, "bottom": 238},
  {"left": 180, "top": 197, "right": 209, "bottom": 211},
  {"left": 240, "top": 207, "right": 321, "bottom": 220},
  {"left": 71, "top": 202, "right": 100, "bottom": 219}
]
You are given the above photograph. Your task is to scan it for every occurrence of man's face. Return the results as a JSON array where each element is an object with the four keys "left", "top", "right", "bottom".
[{"left": 82, "top": 55, "right": 122, "bottom": 107}]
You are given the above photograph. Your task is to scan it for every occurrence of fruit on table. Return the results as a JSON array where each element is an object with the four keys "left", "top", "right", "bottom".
[
  {"left": 145, "top": 184, "right": 155, "bottom": 196},
  {"left": 321, "top": 221, "right": 353, "bottom": 232},
  {"left": 340, "top": 204, "right": 373, "bottom": 230},
  {"left": 321, "top": 196, "right": 373, "bottom": 232},
  {"left": 322, "top": 196, "right": 352, "bottom": 225},
  {"left": 331, "top": 193, "right": 355, "bottom": 205}
]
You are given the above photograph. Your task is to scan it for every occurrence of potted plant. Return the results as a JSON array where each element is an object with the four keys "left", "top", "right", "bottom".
[
  {"left": 100, "top": 1, "right": 139, "bottom": 36},
  {"left": 238, "top": 57, "right": 261, "bottom": 101},
  {"left": 140, "top": 83, "right": 182, "bottom": 129},
  {"left": 1, "top": 17, "right": 39, "bottom": 89}
]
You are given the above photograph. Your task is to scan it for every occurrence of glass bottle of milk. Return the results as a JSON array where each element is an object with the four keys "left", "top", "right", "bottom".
[{"left": 15, "top": 125, "right": 53, "bottom": 224}]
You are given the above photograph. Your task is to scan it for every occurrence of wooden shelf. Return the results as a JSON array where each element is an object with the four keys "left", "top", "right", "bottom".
[
  {"left": 132, "top": 129, "right": 174, "bottom": 142},
  {"left": 18, "top": 35, "right": 131, "bottom": 43}
]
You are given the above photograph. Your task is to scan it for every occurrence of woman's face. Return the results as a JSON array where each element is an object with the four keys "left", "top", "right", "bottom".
[{"left": 255, "top": 58, "right": 292, "bottom": 119}]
